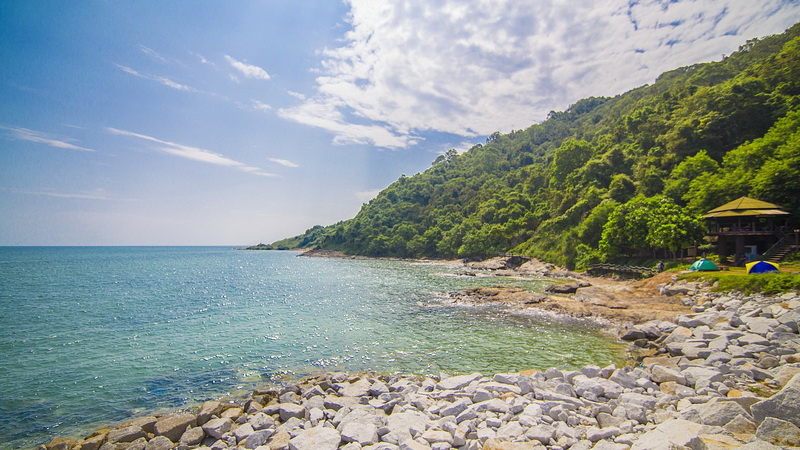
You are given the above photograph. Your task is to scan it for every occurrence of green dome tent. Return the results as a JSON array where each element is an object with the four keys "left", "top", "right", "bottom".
[{"left": 689, "top": 258, "right": 719, "bottom": 271}]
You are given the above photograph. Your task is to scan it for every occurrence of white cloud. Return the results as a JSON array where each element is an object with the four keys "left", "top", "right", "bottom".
[
  {"left": 281, "top": 0, "right": 800, "bottom": 148},
  {"left": 138, "top": 44, "right": 167, "bottom": 63},
  {"left": 278, "top": 98, "right": 418, "bottom": 148},
  {"left": 106, "top": 128, "right": 276, "bottom": 177},
  {"left": 224, "top": 55, "right": 271, "bottom": 80},
  {"left": 252, "top": 100, "right": 272, "bottom": 111},
  {"left": 2, "top": 126, "right": 95, "bottom": 152},
  {"left": 287, "top": 91, "right": 306, "bottom": 100},
  {"left": 268, "top": 158, "right": 300, "bottom": 168},
  {"left": 0, "top": 187, "right": 114, "bottom": 200},
  {"left": 115, "top": 64, "right": 195, "bottom": 92}
]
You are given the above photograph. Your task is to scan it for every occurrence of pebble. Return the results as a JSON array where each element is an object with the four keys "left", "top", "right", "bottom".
[{"left": 42, "top": 284, "right": 800, "bottom": 449}]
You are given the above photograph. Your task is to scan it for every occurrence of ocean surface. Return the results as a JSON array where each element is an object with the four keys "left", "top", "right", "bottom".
[{"left": 0, "top": 247, "right": 624, "bottom": 448}]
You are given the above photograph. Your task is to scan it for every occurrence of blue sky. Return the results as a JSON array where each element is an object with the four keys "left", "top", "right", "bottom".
[{"left": 2, "top": 0, "right": 799, "bottom": 245}]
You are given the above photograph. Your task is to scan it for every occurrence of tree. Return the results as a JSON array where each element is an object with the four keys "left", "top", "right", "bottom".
[{"left": 599, "top": 195, "right": 704, "bottom": 260}]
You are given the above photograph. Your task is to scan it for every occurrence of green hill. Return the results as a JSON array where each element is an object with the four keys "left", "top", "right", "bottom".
[{"left": 271, "top": 23, "right": 800, "bottom": 269}]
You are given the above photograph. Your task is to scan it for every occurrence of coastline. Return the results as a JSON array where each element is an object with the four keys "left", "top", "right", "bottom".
[{"left": 39, "top": 257, "right": 800, "bottom": 449}]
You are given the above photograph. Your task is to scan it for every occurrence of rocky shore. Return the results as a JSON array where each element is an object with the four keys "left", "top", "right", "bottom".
[{"left": 42, "top": 278, "right": 800, "bottom": 450}]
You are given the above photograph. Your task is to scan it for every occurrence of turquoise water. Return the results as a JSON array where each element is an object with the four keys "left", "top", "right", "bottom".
[{"left": 0, "top": 247, "right": 624, "bottom": 448}]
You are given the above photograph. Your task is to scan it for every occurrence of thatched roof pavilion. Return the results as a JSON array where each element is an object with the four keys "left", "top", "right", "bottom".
[{"left": 703, "top": 196, "right": 794, "bottom": 263}]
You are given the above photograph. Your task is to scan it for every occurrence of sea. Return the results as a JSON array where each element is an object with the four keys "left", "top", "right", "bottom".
[{"left": 0, "top": 247, "right": 624, "bottom": 448}]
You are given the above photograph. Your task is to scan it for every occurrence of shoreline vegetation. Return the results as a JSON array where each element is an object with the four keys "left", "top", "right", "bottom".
[{"left": 41, "top": 254, "right": 800, "bottom": 449}]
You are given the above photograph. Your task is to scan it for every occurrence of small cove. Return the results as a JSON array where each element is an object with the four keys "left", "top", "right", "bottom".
[{"left": 0, "top": 247, "right": 624, "bottom": 449}]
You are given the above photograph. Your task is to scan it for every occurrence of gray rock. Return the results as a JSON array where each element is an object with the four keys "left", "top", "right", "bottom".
[
  {"left": 243, "top": 429, "right": 274, "bottom": 449},
  {"left": 439, "top": 398, "right": 471, "bottom": 417},
  {"left": 525, "top": 424, "right": 555, "bottom": 444},
  {"left": 695, "top": 400, "right": 750, "bottom": 426},
  {"left": 399, "top": 439, "right": 431, "bottom": 450},
  {"left": 144, "top": 436, "right": 173, "bottom": 450},
  {"left": 681, "top": 366, "right": 724, "bottom": 388},
  {"left": 752, "top": 373, "right": 800, "bottom": 427},
  {"left": 369, "top": 381, "right": 390, "bottom": 397},
  {"left": 609, "top": 369, "right": 637, "bottom": 389},
  {"left": 202, "top": 418, "right": 233, "bottom": 439},
  {"left": 382, "top": 411, "right": 429, "bottom": 445},
  {"left": 544, "top": 368, "right": 564, "bottom": 380},
  {"left": 341, "top": 421, "right": 379, "bottom": 445},
  {"left": 743, "top": 317, "right": 780, "bottom": 335},
  {"left": 420, "top": 429, "right": 454, "bottom": 446},
  {"left": 308, "top": 407, "right": 325, "bottom": 425},
  {"left": 724, "top": 414, "right": 758, "bottom": 434},
  {"left": 302, "top": 385, "right": 325, "bottom": 399},
  {"left": 154, "top": 413, "right": 196, "bottom": 443},
  {"left": 706, "top": 351, "right": 733, "bottom": 365},
  {"left": 596, "top": 412, "right": 625, "bottom": 429},
  {"left": 480, "top": 381, "right": 521, "bottom": 395},
  {"left": 337, "top": 405, "right": 384, "bottom": 430},
  {"left": 437, "top": 373, "right": 483, "bottom": 391},
  {"left": 197, "top": 401, "right": 222, "bottom": 425},
  {"left": 650, "top": 365, "right": 686, "bottom": 385},
  {"left": 248, "top": 412, "right": 275, "bottom": 430},
  {"left": 234, "top": 422, "right": 255, "bottom": 441},
  {"left": 630, "top": 419, "right": 705, "bottom": 450},
  {"left": 738, "top": 333, "right": 771, "bottom": 346},
  {"left": 617, "top": 393, "right": 657, "bottom": 410},
  {"left": 496, "top": 422, "right": 525, "bottom": 441},
  {"left": 663, "top": 326, "right": 693, "bottom": 345},
  {"left": 471, "top": 398, "right": 510, "bottom": 414},
  {"left": 106, "top": 426, "right": 147, "bottom": 444},
  {"left": 179, "top": 426, "right": 205, "bottom": 446},
  {"left": 593, "top": 441, "right": 629, "bottom": 450},
  {"left": 121, "top": 437, "right": 147, "bottom": 450},
  {"left": 339, "top": 378, "right": 372, "bottom": 397},
  {"left": 324, "top": 395, "right": 361, "bottom": 411},
  {"left": 755, "top": 417, "right": 800, "bottom": 448},
  {"left": 267, "top": 429, "right": 292, "bottom": 450},
  {"left": 586, "top": 426, "right": 620, "bottom": 442},
  {"left": 278, "top": 403, "right": 306, "bottom": 421},
  {"left": 676, "top": 313, "right": 718, "bottom": 328},
  {"left": 288, "top": 426, "right": 342, "bottom": 450}
]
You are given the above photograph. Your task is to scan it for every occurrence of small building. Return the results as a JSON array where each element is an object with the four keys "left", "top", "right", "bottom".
[{"left": 703, "top": 196, "right": 797, "bottom": 263}]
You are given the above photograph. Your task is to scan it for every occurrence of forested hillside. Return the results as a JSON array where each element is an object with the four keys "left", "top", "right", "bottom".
[{"left": 271, "top": 24, "right": 800, "bottom": 269}]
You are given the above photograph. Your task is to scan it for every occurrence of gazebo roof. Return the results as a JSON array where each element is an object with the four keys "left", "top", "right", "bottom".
[{"left": 703, "top": 196, "right": 789, "bottom": 219}]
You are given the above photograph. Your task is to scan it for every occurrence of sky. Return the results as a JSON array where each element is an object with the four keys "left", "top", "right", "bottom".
[{"left": 1, "top": 1, "right": 799, "bottom": 246}]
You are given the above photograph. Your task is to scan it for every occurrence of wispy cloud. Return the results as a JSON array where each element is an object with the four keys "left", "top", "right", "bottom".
[
  {"left": 269, "top": 158, "right": 300, "bottom": 168},
  {"left": 280, "top": 0, "right": 800, "bottom": 148},
  {"left": 287, "top": 91, "right": 306, "bottom": 100},
  {"left": 115, "top": 64, "right": 195, "bottom": 92},
  {"left": 1, "top": 126, "right": 95, "bottom": 152},
  {"left": 252, "top": 100, "right": 272, "bottom": 111},
  {"left": 107, "top": 128, "right": 276, "bottom": 177},
  {"left": 278, "top": 99, "right": 417, "bottom": 148},
  {"left": 138, "top": 44, "right": 167, "bottom": 63},
  {"left": 0, "top": 187, "right": 113, "bottom": 200},
  {"left": 224, "top": 55, "right": 271, "bottom": 81}
]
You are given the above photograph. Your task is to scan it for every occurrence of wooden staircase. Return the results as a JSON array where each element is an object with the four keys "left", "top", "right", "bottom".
[{"left": 763, "top": 232, "right": 800, "bottom": 262}]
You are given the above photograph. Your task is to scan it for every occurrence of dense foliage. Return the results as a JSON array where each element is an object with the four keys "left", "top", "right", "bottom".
[{"left": 272, "top": 24, "right": 800, "bottom": 268}]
